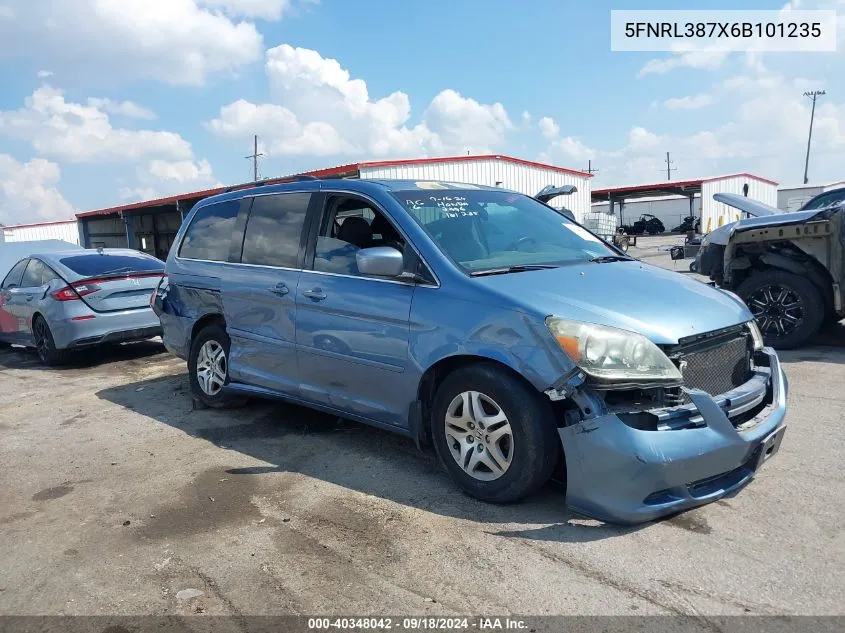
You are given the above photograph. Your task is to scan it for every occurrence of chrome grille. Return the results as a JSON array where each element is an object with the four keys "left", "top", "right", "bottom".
[{"left": 671, "top": 335, "right": 752, "bottom": 402}]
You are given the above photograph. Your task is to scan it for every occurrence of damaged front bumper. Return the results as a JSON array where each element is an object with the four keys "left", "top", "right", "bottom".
[{"left": 560, "top": 348, "right": 787, "bottom": 525}]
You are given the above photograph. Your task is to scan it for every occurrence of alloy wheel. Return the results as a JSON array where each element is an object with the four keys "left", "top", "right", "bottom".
[
  {"left": 33, "top": 319, "right": 49, "bottom": 364},
  {"left": 444, "top": 391, "right": 514, "bottom": 481},
  {"left": 196, "top": 340, "right": 227, "bottom": 396},
  {"left": 748, "top": 284, "right": 804, "bottom": 339}
]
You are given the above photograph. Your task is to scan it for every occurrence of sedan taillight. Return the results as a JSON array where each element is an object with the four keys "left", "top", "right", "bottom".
[{"left": 51, "top": 284, "right": 100, "bottom": 301}]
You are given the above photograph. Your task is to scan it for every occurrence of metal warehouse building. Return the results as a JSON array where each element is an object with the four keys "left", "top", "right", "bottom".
[
  {"left": 591, "top": 173, "right": 778, "bottom": 234},
  {"left": 70, "top": 155, "right": 592, "bottom": 258},
  {"left": 1, "top": 219, "right": 81, "bottom": 245},
  {"left": 777, "top": 181, "right": 845, "bottom": 211}
]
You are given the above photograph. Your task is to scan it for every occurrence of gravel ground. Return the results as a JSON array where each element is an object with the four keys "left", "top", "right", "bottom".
[{"left": 1, "top": 245, "right": 843, "bottom": 617}]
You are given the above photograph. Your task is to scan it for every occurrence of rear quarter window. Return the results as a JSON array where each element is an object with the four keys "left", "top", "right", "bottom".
[
  {"left": 59, "top": 254, "right": 164, "bottom": 277},
  {"left": 179, "top": 200, "right": 241, "bottom": 261}
]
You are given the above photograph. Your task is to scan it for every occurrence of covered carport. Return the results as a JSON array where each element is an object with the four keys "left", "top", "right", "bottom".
[
  {"left": 592, "top": 174, "right": 778, "bottom": 234},
  {"left": 76, "top": 188, "right": 225, "bottom": 260},
  {"left": 592, "top": 179, "right": 703, "bottom": 230}
]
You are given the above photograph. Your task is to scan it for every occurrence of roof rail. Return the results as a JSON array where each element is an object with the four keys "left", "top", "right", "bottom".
[{"left": 223, "top": 174, "right": 319, "bottom": 194}]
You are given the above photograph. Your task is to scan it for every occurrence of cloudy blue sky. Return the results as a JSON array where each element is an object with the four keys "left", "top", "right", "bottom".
[{"left": 0, "top": 0, "right": 842, "bottom": 225}]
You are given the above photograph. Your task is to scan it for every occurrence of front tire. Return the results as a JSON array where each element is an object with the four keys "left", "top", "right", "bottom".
[
  {"left": 32, "top": 316, "right": 67, "bottom": 366},
  {"left": 736, "top": 270, "right": 824, "bottom": 349},
  {"left": 188, "top": 323, "right": 246, "bottom": 409},
  {"left": 431, "top": 364, "right": 559, "bottom": 504}
]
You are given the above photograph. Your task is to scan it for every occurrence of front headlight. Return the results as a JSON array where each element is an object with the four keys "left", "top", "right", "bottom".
[
  {"left": 748, "top": 319, "right": 764, "bottom": 350},
  {"left": 546, "top": 317, "right": 682, "bottom": 385}
]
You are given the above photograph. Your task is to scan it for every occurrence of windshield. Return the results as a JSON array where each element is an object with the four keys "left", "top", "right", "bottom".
[
  {"left": 392, "top": 189, "right": 619, "bottom": 274},
  {"left": 60, "top": 253, "right": 164, "bottom": 277}
]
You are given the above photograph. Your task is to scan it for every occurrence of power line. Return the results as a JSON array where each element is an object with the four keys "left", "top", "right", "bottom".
[
  {"left": 245, "top": 135, "right": 264, "bottom": 183},
  {"left": 803, "top": 90, "right": 825, "bottom": 185}
]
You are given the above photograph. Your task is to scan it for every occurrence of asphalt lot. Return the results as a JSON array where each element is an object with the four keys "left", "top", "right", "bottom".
[{"left": 1, "top": 241, "right": 844, "bottom": 617}]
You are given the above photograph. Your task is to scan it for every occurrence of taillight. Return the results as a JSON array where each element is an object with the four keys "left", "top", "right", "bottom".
[{"left": 51, "top": 284, "right": 100, "bottom": 301}]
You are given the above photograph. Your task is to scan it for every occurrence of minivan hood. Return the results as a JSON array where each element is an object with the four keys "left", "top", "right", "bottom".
[{"left": 473, "top": 261, "right": 752, "bottom": 345}]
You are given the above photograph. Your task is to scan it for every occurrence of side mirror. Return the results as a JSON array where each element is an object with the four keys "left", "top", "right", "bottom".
[{"left": 356, "top": 246, "right": 404, "bottom": 278}]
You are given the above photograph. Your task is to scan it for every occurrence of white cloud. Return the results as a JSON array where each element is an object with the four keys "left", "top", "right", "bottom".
[
  {"left": 0, "top": 155, "right": 75, "bottom": 225},
  {"left": 0, "top": 85, "right": 191, "bottom": 163},
  {"left": 208, "top": 44, "right": 514, "bottom": 158},
  {"left": 664, "top": 94, "right": 714, "bottom": 110},
  {"left": 148, "top": 159, "right": 215, "bottom": 183},
  {"left": 87, "top": 98, "right": 156, "bottom": 120},
  {"left": 424, "top": 89, "right": 513, "bottom": 152},
  {"left": 536, "top": 116, "right": 595, "bottom": 165},
  {"left": 638, "top": 50, "right": 729, "bottom": 77},
  {"left": 199, "top": 0, "right": 294, "bottom": 20},
  {"left": 0, "top": 0, "right": 265, "bottom": 86},
  {"left": 538, "top": 116, "right": 560, "bottom": 140},
  {"left": 37, "top": 70, "right": 53, "bottom": 78},
  {"left": 117, "top": 187, "right": 161, "bottom": 203}
]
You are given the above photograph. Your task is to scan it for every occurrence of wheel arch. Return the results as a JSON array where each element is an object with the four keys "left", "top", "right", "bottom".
[
  {"left": 732, "top": 248, "right": 834, "bottom": 308},
  {"left": 189, "top": 312, "right": 226, "bottom": 347},
  {"left": 411, "top": 353, "right": 550, "bottom": 449}
]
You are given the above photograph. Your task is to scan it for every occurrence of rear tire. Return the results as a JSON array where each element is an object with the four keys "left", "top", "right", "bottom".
[
  {"left": 430, "top": 363, "right": 559, "bottom": 504},
  {"left": 736, "top": 270, "right": 824, "bottom": 349},
  {"left": 32, "top": 316, "right": 67, "bottom": 367},
  {"left": 188, "top": 323, "right": 247, "bottom": 409}
]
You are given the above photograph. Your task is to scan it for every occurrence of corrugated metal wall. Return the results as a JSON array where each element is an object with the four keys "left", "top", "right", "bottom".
[
  {"left": 360, "top": 159, "right": 592, "bottom": 222},
  {"left": 701, "top": 177, "right": 777, "bottom": 232},
  {"left": 2, "top": 221, "right": 80, "bottom": 245}
]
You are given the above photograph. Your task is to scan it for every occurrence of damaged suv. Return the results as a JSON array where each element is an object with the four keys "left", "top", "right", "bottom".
[
  {"left": 696, "top": 188, "right": 845, "bottom": 348},
  {"left": 155, "top": 179, "right": 787, "bottom": 524}
]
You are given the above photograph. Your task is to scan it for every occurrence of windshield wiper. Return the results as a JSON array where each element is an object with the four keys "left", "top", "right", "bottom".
[
  {"left": 470, "top": 264, "right": 560, "bottom": 277},
  {"left": 588, "top": 256, "right": 631, "bottom": 264}
]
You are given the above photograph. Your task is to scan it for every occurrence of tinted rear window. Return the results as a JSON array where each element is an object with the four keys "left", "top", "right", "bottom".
[
  {"left": 241, "top": 193, "right": 311, "bottom": 268},
  {"left": 59, "top": 254, "right": 164, "bottom": 277},
  {"left": 179, "top": 200, "right": 241, "bottom": 261}
]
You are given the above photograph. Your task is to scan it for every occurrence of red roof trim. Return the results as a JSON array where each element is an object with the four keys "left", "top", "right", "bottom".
[
  {"left": 76, "top": 154, "right": 589, "bottom": 219},
  {"left": 2, "top": 218, "right": 78, "bottom": 230},
  {"left": 594, "top": 173, "right": 778, "bottom": 196},
  {"left": 700, "top": 173, "right": 779, "bottom": 186},
  {"left": 76, "top": 185, "right": 231, "bottom": 218},
  {"left": 357, "top": 154, "right": 593, "bottom": 178},
  {"left": 593, "top": 178, "right": 704, "bottom": 195}
]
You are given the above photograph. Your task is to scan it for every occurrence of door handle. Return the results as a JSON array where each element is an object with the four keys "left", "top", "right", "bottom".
[
  {"left": 271, "top": 283, "right": 289, "bottom": 296},
  {"left": 303, "top": 288, "right": 327, "bottom": 301}
]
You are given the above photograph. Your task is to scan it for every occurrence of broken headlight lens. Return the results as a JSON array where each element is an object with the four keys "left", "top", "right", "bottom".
[
  {"left": 748, "top": 319, "right": 764, "bottom": 350},
  {"left": 546, "top": 317, "right": 682, "bottom": 384}
]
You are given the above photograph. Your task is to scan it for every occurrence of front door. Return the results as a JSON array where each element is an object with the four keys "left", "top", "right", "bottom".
[
  {"left": 14, "top": 259, "right": 53, "bottom": 345},
  {"left": 295, "top": 194, "right": 416, "bottom": 428},
  {"left": 223, "top": 192, "right": 312, "bottom": 395},
  {"left": 0, "top": 259, "right": 32, "bottom": 344}
]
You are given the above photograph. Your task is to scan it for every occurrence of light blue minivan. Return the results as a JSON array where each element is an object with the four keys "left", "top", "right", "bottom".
[{"left": 153, "top": 178, "right": 788, "bottom": 524}]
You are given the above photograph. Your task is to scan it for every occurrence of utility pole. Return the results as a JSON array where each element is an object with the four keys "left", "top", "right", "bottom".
[
  {"left": 663, "top": 152, "right": 677, "bottom": 180},
  {"left": 245, "top": 135, "right": 264, "bottom": 183},
  {"left": 585, "top": 160, "right": 599, "bottom": 176},
  {"left": 803, "top": 90, "right": 825, "bottom": 185}
]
